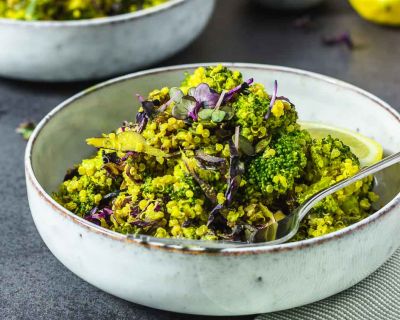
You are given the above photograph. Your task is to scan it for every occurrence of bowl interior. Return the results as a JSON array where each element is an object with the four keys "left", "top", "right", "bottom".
[{"left": 30, "top": 64, "right": 400, "bottom": 231}]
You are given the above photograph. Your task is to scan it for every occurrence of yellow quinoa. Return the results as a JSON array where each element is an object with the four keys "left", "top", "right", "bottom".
[{"left": 53, "top": 65, "right": 378, "bottom": 243}]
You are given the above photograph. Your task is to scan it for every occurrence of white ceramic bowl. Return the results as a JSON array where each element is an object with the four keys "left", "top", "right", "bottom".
[
  {"left": 254, "top": 0, "right": 325, "bottom": 10},
  {"left": 25, "top": 63, "right": 400, "bottom": 316},
  {"left": 0, "top": 0, "right": 214, "bottom": 81}
]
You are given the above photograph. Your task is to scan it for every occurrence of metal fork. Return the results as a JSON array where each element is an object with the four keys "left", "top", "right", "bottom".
[{"left": 269, "top": 151, "right": 400, "bottom": 245}]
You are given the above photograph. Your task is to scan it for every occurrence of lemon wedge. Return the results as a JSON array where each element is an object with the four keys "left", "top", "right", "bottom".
[
  {"left": 299, "top": 121, "right": 383, "bottom": 167},
  {"left": 349, "top": 0, "right": 400, "bottom": 26}
]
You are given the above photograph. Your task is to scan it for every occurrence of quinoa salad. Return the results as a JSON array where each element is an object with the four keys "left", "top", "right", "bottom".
[
  {"left": 0, "top": 0, "right": 168, "bottom": 21},
  {"left": 53, "top": 65, "right": 378, "bottom": 243}
]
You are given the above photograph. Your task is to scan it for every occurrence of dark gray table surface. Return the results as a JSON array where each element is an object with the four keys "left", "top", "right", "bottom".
[{"left": 1, "top": 0, "right": 399, "bottom": 319}]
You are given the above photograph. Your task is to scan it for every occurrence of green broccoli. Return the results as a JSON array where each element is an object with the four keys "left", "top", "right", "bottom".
[
  {"left": 305, "top": 135, "right": 360, "bottom": 183},
  {"left": 232, "top": 83, "right": 298, "bottom": 143},
  {"left": 293, "top": 135, "right": 377, "bottom": 240},
  {"left": 180, "top": 65, "right": 243, "bottom": 93},
  {"left": 246, "top": 129, "right": 311, "bottom": 196}
]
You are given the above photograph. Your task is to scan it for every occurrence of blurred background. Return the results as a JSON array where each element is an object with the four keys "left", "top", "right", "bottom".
[{"left": 1, "top": 0, "right": 399, "bottom": 319}]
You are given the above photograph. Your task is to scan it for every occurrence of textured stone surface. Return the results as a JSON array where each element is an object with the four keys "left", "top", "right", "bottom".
[{"left": 1, "top": 0, "right": 399, "bottom": 319}]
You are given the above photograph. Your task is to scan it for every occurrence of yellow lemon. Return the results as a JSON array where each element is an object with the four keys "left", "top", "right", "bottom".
[
  {"left": 300, "top": 121, "right": 383, "bottom": 167},
  {"left": 349, "top": 0, "right": 400, "bottom": 26}
]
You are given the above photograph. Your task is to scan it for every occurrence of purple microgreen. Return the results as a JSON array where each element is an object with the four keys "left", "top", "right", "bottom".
[
  {"left": 186, "top": 96, "right": 202, "bottom": 121},
  {"left": 84, "top": 216, "right": 101, "bottom": 226},
  {"left": 192, "top": 83, "right": 220, "bottom": 108},
  {"left": 130, "top": 206, "right": 140, "bottom": 217},
  {"left": 225, "top": 141, "right": 244, "bottom": 205},
  {"left": 207, "top": 141, "right": 244, "bottom": 231},
  {"left": 276, "top": 95, "right": 295, "bottom": 107},
  {"left": 135, "top": 112, "right": 148, "bottom": 133},
  {"left": 228, "top": 141, "right": 244, "bottom": 181},
  {"left": 234, "top": 126, "right": 240, "bottom": 151},
  {"left": 224, "top": 78, "right": 254, "bottom": 102},
  {"left": 158, "top": 101, "right": 170, "bottom": 113},
  {"left": 214, "top": 90, "right": 226, "bottom": 110},
  {"left": 293, "top": 15, "right": 314, "bottom": 30},
  {"left": 87, "top": 206, "right": 98, "bottom": 216},
  {"left": 16, "top": 121, "right": 36, "bottom": 140},
  {"left": 264, "top": 80, "right": 278, "bottom": 120},
  {"left": 131, "top": 219, "right": 157, "bottom": 228},
  {"left": 207, "top": 205, "right": 231, "bottom": 234},
  {"left": 96, "top": 207, "right": 113, "bottom": 219},
  {"left": 135, "top": 94, "right": 156, "bottom": 117},
  {"left": 171, "top": 83, "right": 229, "bottom": 121},
  {"left": 141, "top": 101, "right": 156, "bottom": 117},
  {"left": 225, "top": 175, "right": 241, "bottom": 206},
  {"left": 322, "top": 32, "right": 354, "bottom": 50},
  {"left": 173, "top": 96, "right": 198, "bottom": 120},
  {"left": 207, "top": 204, "right": 223, "bottom": 228},
  {"left": 135, "top": 95, "right": 149, "bottom": 133},
  {"left": 182, "top": 154, "right": 217, "bottom": 204},
  {"left": 84, "top": 206, "right": 113, "bottom": 225}
]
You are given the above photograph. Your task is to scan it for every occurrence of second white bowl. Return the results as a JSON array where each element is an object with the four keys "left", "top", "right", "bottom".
[{"left": 0, "top": 0, "right": 214, "bottom": 81}]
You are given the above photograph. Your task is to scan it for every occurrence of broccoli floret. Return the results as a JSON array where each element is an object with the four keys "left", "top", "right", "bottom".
[
  {"left": 246, "top": 130, "right": 311, "bottom": 196},
  {"left": 233, "top": 84, "right": 269, "bottom": 142},
  {"left": 305, "top": 135, "right": 360, "bottom": 183},
  {"left": 293, "top": 135, "right": 377, "bottom": 241},
  {"left": 233, "top": 83, "right": 298, "bottom": 143},
  {"left": 266, "top": 99, "right": 298, "bottom": 136},
  {"left": 180, "top": 65, "right": 243, "bottom": 93}
]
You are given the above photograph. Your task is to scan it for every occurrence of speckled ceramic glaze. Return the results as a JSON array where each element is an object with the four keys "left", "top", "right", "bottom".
[
  {"left": 0, "top": 0, "right": 214, "bottom": 81},
  {"left": 25, "top": 63, "right": 400, "bottom": 316}
]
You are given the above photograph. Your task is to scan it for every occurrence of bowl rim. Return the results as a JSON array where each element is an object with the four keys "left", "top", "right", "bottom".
[
  {"left": 0, "top": 0, "right": 185, "bottom": 27},
  {"left": 25, "top": 62, "right": 400, "bottom": 255}
]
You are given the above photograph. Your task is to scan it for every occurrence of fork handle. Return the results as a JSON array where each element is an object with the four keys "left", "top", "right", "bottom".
[{"left": 298, "top": 151, "right": 400, "bottom": 221}]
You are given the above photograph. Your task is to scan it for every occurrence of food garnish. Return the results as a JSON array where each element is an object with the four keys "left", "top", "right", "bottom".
[{"left": 54, "top": 65, "right": 378, "bottom": 243}]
